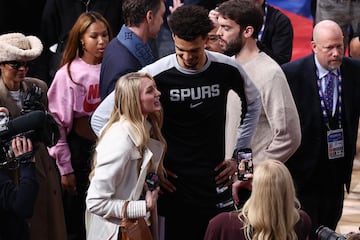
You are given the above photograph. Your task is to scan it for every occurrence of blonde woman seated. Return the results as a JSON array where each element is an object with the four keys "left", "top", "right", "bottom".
[
  {"left": 204, "top": 159, "right": 312, "bottom": 240},
  {"left": 85, "top": 72, "right": 166, "bottom": 240}
]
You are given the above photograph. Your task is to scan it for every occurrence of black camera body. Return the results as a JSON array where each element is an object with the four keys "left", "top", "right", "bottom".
[
  {"left": 21, "top": 83, "right": 46, "bottom": 115},
  {"left": 145, "top": 172, "right": 159, "bottom": 191},
  {"left": 0, "top": 85, "right": 60, "bottom": 169},
  {"left": 316, "top": 226, "right": 360, "bottom": 240}
]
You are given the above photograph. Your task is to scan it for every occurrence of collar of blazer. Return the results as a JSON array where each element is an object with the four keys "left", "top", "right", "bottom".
[{"left": 124, "top": 119, "right": 165, "bottom": 200}]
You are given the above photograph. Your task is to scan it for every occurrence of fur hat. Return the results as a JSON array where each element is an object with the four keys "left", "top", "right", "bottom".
[{"left": 0, "top": 33, "right": 43, "bottom": 63}]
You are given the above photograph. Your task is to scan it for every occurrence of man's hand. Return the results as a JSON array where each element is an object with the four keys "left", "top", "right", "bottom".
[
  {"left": 144, "top": 183, "right": 160, "bottom": 211},
  {"left": 61, "top": 173, "right": 77, "bottom": 194},
  {"left": 169, "top": 0, "right": 183, "bottom": 14},
  {"left": 208, "top": 9, "right": 220, "bottom": 22},
  {"left": 232, "top": 174, "right": 253, "bottom": 206},
  {"left": 214, "top": 159, "right": 237, "bottom": 187},
  {"left": 159, "top": 169, "right": 177, "bottom": 193},
  {"left": 12, "top": 136, "right": 33, "bottom": 156}
]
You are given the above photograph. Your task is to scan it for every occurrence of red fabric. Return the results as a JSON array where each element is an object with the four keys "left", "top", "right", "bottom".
[{"left": 278, "top": 7, "right": 314, "bottom": 61}]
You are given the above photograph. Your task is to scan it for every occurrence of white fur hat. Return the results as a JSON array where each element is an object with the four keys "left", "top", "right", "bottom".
[{"left": 0, "top": 33, "right": 43, "bottom": 63}]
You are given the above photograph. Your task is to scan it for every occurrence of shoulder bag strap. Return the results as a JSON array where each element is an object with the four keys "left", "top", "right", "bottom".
[{"left": 122, "top": 200, "right": 130, "bottom": 220}]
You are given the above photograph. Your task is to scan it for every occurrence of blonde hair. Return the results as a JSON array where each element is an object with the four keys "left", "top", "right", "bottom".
[
  {"left": 240, "top": 159, "right": 300, "bottom": 240},
  {"left": 90, "top": 72, "right": 166, "bottom": 178}
]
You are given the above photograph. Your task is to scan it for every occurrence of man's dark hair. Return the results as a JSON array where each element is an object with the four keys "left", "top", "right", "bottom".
[
  {"left": 217, "top": 0, "right": 263, "bottom": 38},
  {"left": 122, "top": 0, "right": 163, "bottom": 27},
  {"left": 168, "top": 5, "right": 214, "bottom": 41}
]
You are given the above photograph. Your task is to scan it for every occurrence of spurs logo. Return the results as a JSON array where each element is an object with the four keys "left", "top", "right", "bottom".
[{"left": 169, "top": 84, "right": 220, "bottom": 102}]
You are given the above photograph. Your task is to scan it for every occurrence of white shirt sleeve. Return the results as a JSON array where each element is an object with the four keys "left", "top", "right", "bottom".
[{"left": 90, "top": 91, "right": 115, "bottom": 136}]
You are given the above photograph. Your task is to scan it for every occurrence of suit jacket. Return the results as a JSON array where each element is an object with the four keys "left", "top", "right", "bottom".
[
  {"left": 99, "top": 37, "right": 142, "bottom": 99},
  {"left": 0, "top": 77, "right": 67, "bottom": 240},
  {"left": 258, "top": 3, "right": 294, "bottom": 65},
  {"left": 281, "top": 54, "right": 360, "bottom": 193},
  {"left": 86, "top": 119, "right": 165, "bottom": 240}
]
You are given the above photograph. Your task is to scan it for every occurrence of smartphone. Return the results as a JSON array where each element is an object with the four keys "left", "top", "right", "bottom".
[
  {"left": 236, "top": 148, "right": 253, "bottom": 181},
  {"left": 145, "top": 172, "right": 159, "bottom": 191}
]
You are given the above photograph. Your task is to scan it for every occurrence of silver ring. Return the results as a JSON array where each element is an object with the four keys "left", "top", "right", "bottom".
[{"left": 228, "top": 175, "right": 232, "bottom": 180}]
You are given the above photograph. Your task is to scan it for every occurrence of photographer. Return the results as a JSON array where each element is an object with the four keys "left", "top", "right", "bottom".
[
  {"left": 204, "top": 160, "right": 312, "bottom": 240},
  {"left": 0, "top": 33, "right": 66, "bottom": 240},
  {"left": 0, "top": 131, "right": 37, "bottom": 240},
  {"left": 317, "top": 226, "right": 360, "bottom": 240}
]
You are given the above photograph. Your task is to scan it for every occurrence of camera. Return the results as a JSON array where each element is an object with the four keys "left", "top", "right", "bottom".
[
  {"left": 145, "top": 172, "right": 159, "bottom": 191},
  {"left": 0, "top": 85, "right": 60, "bottom": 169},
  {"left": 21, "top": 83, "right": 45, "bottom": 114},
  {"left": 316, "top": 225, "right": 360, "bottom": 240},
  {"left": 0, "top": 110, "right": 60, "bottom": 168},
  {"left": 236, "top": 148, "right": 253, "bottom": 181}
]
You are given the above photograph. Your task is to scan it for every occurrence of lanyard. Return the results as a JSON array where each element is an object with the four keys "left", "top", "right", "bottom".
[
  {"left": 257, "top": 2, "right": 268, "bottom": 41},
  {"left": 316, "top": 70, "right": 342, "bottom": 129}
]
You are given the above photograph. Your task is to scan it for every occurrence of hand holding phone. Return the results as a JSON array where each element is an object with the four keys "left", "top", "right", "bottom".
[
  {"left": 236, "top": 148, "right": 253, "bottom": 181},
  {"left": 145, "top": 172, "right": 159, "bottom": 191}
]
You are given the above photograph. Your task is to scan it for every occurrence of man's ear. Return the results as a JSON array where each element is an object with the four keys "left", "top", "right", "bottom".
[
  {"left": 146, "top": 10, "right": 153, "bottom": 23},
  {"left": 243, "top": 26, "right": 254, "bottom": 38},
  {"left": 311, "top": 41, "right": 317, "bottom": 53}
]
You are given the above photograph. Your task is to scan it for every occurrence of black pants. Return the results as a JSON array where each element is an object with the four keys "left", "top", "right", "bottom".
[
  {"left": 64, "top": 130, "right": 95, "bottom": 240},
  {"left": 300, "top": 183, "right": 344, "bottom": 240},
  {"left": 298, "top": 155, "right": 346, "bottom": 240},
  {"left": 158, "top": 173, "right": 234, "bottom": 240},
  {"left": 161, "top": 203, "right": 234, "bottom": 240}
]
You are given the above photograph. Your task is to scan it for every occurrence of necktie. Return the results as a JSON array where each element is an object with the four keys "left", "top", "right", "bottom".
[{"left": 324, "top": 72, "right": 335, "bottom": 112}]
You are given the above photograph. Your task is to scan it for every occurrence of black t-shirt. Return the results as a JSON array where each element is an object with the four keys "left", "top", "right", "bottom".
[{"left": 141, "top": 51, "right": 257, "bottom": 209}]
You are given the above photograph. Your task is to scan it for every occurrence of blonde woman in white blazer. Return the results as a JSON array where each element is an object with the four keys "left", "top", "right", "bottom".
[{"left": 85, "top": 72, "right": 166, "bottom": 240}]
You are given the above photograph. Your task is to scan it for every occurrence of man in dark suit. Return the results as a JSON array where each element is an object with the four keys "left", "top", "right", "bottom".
[{"left": 281, "top": 20, "right": 360, "bottom": 238}]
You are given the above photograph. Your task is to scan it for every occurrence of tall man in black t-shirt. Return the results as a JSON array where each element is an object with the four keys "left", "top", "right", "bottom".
[{"left": 90, "top": 5, "right": 261, "bottom": 240}]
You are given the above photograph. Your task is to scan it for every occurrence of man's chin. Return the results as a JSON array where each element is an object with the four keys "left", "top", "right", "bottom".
[
  {"left": 329, "top": 61, "right": 342, "bottom": 70},
  {"left": 184, "top": 64, "right": 197, "bottom": 70}
]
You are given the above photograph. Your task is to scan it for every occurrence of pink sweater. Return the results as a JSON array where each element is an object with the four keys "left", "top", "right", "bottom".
[{"left": 47, "top": 58, "right": 101, "bottom": 175}]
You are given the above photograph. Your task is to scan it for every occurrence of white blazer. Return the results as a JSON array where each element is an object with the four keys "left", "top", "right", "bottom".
[{"left": 86, "top": 119, "right": 164, "bottom": 240}]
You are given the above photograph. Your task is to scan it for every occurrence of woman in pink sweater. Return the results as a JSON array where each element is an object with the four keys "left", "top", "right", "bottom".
[{"left": 47, "top": 11, "right": 112, "bottom": 240}]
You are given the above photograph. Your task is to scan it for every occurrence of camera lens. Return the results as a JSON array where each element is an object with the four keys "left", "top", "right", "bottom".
[{"left": 316, "top": 226, "right": 345, "bottom": 240}]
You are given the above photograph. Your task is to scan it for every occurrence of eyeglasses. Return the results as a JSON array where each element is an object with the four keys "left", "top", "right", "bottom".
[
  {"left": 208, "top": 35, "right": 220, "bottom": 42},
  {"left": 3, "top": 61, "right": 28, "bottom": 70}
]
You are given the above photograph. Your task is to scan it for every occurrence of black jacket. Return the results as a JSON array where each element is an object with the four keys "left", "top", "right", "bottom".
[
  {"left": 282, "top": 55, "right": 360, "bottom": 193},
  {"left": 258, "top": 3, "right": 294, "bottom": 65},
  {"left": 0, "top": 163, "right": 38, "bottom": 240}
]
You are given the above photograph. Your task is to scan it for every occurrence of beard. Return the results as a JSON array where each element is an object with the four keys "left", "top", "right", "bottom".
[{"left": 221, "top": 37, "right": 243, "bottom": 56}]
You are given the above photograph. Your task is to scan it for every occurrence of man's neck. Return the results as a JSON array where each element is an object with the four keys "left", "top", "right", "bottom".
[
  {"left": 235, "top": 39, "right": 260, "bottom": 63},
  {"left": 128, "top": 24, "right": 148, "bottom": 43}
]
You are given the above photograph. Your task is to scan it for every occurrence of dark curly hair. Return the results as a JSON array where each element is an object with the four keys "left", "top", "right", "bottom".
[{"left": 168, "top": 5, "right": 214, "bottom": 41}]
